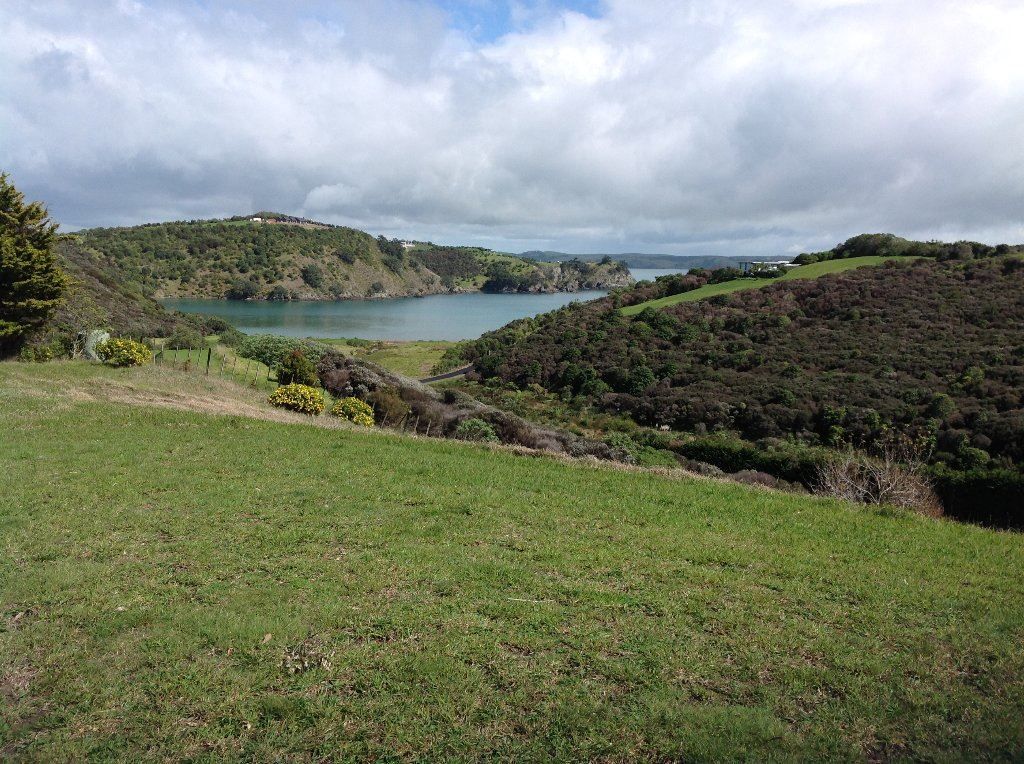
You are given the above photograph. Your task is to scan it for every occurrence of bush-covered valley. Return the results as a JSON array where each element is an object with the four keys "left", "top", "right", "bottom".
[{"left": 451, "top": 247, "right": 1024, "bottom": 524}]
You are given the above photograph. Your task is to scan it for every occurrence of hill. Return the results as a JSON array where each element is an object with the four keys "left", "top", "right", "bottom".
[
  {"left": 2, "top": 360, "right": 1023, "bottom": 759},
  {"left": 43, "top": 237, "right": 188, "bottom": 341},
  {"left": 449, "top": 245, "right": 1024, "bottom": 523},
  {"left": 521, "top": 250, "right": 743, "bottom": 270},
  {"left": 74, "top": 214, "right": 632, "bottom": 301},
  {"left": 620, "top": 255, "right": 896, "bottom": 315}
]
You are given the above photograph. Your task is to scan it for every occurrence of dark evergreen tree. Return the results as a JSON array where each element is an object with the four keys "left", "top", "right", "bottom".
[{"left": 0, "top": 174, "right": 67, "bottom": 355}]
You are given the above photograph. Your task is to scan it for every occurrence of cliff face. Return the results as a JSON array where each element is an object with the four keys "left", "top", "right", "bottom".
[{"left": 73, "top": 216, "right": 633, "bottom": 301}]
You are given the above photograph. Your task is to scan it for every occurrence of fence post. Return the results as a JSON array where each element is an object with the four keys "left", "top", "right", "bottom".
[{"left": 206, "top": 347, "right": 212, "bottom": 375}]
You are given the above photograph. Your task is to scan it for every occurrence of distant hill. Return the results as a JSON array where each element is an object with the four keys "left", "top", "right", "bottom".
[
  {"left": 73, "top": 214, "right": 632, "bottom": 302},
  {"left": 519, "top": 251, "right": 745, "bottom": 270}
]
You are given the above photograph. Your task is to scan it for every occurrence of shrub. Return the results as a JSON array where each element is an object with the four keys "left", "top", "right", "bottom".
[
  {"left": 226, "top": 277, "right": 260, "bottom": 300},
  {"left": 237, "top": 334, "right": 333, "bottom": 368},
  {"left": 95, "top": 338, "right": 152, "bottom": 367},
  {"left": 331, "top": 397, "right": 375, "bottom": 426},
  {"left": 268, "top": 384, "right": 325, "bottom": 415},
  {"left": 17, "top": 338, "right": 64, "bottom": 362},
  {"left": 604, "top": 431, "right": 677, "bottom": 467},
  {"left": 217, "top": 327, "right": 246, "bottom": 347},
  {"left": 165, "top": 326, "right": 204, "bottom": 350},
  {"left": 300, "top": 263, "right": 325, "bottom": 289},
  {"left": 815, "top": 450, "right": 943, "bottom": 518},
  {"left": 276, "top": 349, "right": 318, "bottom": 386},
  {"left": 454, "top": 418, "right": 499, "bottom": 443},
  {"left": 365, "top": 389, "right": 411, "bottom": 425}
]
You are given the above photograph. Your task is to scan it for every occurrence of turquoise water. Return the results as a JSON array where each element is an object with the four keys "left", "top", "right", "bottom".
[
  {"left": 629, "top": 268, "right": 689, "bottom": 281},
  {"left": 163, "top": 267, "right": 686, "bottom": 341},
  {"left": 163, "top": 290, "right": 608, "bottom": 341}
]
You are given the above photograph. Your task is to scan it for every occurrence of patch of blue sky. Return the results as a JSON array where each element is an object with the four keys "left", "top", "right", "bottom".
[{"left": 434, "top": 0, "right": 603, "bottom": 42}]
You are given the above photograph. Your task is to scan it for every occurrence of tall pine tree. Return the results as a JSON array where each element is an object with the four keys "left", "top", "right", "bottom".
[{"left": 0, "top": 173, "right": 67, "bottom": 355}]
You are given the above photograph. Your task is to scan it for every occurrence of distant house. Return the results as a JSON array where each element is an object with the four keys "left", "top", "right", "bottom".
[
  {"left": 738, "top": 259, "right": 796, "bottom": 274},
  {"left": 400, "top": 241, "right": 416, "bottom": 250},
  {"left": 251, "top": 216, "right": 263, "bottom": 222}
]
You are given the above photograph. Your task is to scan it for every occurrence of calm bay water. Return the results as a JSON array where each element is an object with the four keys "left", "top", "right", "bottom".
[
  {"left": 163, "top": 267, "right": 685, "bottom": 341},
  {"left": 629, "top": 268, "right": 688, "bottom": 281},
  {"left": 163, "top": 290, "right": 606, "bottom": 341}
]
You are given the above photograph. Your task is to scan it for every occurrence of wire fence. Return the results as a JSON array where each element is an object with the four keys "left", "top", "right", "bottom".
[{"left": 152, "top": 345, "right": 278, "bottom": 393}]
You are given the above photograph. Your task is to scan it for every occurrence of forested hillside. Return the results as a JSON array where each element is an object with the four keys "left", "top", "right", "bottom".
[
  {"left": 43, "top": 238, "right": 186, "bottom": 341},
  {"left": 74, "top": 214, "right": 631, "bottom": 301},
  {"left": 453, "top": 246, "right": 1024, "bottom": 523}
]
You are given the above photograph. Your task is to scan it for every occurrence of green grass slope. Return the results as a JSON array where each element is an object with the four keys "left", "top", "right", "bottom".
[
  {"left": 2, "top": 363, "right": 1023, "bottom": 760},
  {"left": 622, "top": 256, "right": 897, "bottom": 315}
]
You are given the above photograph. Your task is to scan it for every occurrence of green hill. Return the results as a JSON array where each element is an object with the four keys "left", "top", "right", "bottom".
[
  {"left": 449, "top": 247, "right": 1024, "bottom": 524},
  {"left": 2, "top": 360, "right": 1023, "bottom": 759},
  {"left": 74, "top": 214, "right": 632, "bottom": 301},
  {"left": 621, "top": 255, "right": 896, "bottom": 315},
  {"left": 47, "top": 237, "right": 189, "bottom": 339}
]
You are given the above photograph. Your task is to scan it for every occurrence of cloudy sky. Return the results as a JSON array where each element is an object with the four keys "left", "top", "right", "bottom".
[{"left": 2, "top": 0, "right": 1023, "bottom": 256}]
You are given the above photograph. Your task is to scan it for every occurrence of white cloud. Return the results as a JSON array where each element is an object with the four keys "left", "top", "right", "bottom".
[{"left": 1, "top": 0, "right": 1022, "bottom": 256}]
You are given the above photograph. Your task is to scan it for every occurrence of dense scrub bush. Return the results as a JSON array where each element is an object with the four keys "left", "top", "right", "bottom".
[
  {"left": 454, "top": 418, "right": 499, "bottom": 442},
  {"left": 604, "top": 432, "right": 679, "bottom": 468},
  {"left": 431, "top": 342, "right": 470, "bottom": 375},
  {"left": 412, "top": 247, "right": 483, "bottom": 283},
  {"left": 268, "top": 384, "right": 325, "bottom": 415},
  {"left": 237, "top": 334, "right": 333, "bottom": 368},
  {"left": 217, "top": 326, "right": 246, "bottom": 347},
  {"left": 365, "top": 389, "right": 411, "bottom": 424},
  {"left": 96, "top": 337, "right": 152, "bottom": 367},
  {"left": 793, "top": 232, "right": 1023, "bottom": 264},
  {"left": 331, "top": 397, "right": 374, "bottom": 426},
  {"left": 453, "top": 244, "right": 1024, "bottom": 524},
  {"left": 226, "top": 277, "right": 260, "bottom": 300},
  {"left": 928, "top": 467, "right": 1024, "bottom": 528},
  {"left": 316, "top": 352, "right": 615, "bottom": 457},
  {"left": 460, "top": 257, "right": 1023, "bottom": 468},
  {"left": 300, "top": 263, "right": 325, "bottom": 288},
  {"left": 276, "top": 349, "right": 318, "bottom": 386},
  {"left": 165, "top": 326, "right": 204, "bottom": 350}
]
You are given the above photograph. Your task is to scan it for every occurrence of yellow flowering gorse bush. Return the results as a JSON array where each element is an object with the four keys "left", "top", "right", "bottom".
[
  {"left": 268, "top": 384, "right": 325, "bottom": 415},
  {"left": 95, "top": 338, "right": 152, "bottom": 367},
  {"left": 331, "top": 397, "right": 375, "bottom": 427}
]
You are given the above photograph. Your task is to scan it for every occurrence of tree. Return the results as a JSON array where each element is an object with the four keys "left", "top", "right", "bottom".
[
  {"left": 0, "top": 173, "right": 67, "bottom": 355},
  {"left": 276, "top": 349, "right": 318, "bottom": 386},
  {"left": 226, "top": 277, "right": 259, "bottom": 300},
  {"left": 300, "top": 263, "right": 325, "bottom": 289}
]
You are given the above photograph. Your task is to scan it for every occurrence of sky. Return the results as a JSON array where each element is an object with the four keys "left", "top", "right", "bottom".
[{"left": 2, "top": 0, "right": 1023, "bottom": 257}]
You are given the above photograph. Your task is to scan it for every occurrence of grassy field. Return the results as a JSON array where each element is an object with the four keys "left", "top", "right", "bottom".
[
  {"left": 155, "top": 337, "right": 451, "bottom": 383},
  {"left": 321, "top": 339, "right": 452, "bottom": 379},
  {"left": 621, "top": 256, "right": 900, "bottom": 315},
  {"left": 2, "top": 362, "right": 1023, "bottom": 760},
  {"left": 155, "top": 339, "right": 278, "bottom": 392}
]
